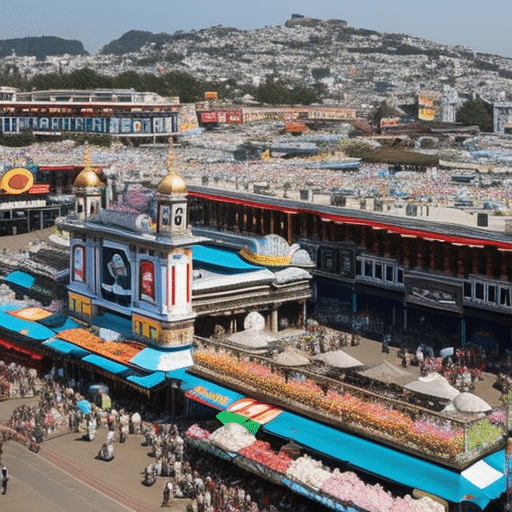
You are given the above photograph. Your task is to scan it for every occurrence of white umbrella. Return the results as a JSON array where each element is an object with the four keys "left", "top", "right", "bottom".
[
  {"left": 357, "top": 361, "right": 412, "bottom": 386},
  {"left": 314, "top": 350, "right": 364, "bottom": 369},
  {"left": 404, "top": 373, "right": 460, "bottom": 400},
  {"left": 273, "top": 348, "right": 310, "bottom": 367},
  {"left": 453, "top": 393, "right": 492, "bottom": 413}
]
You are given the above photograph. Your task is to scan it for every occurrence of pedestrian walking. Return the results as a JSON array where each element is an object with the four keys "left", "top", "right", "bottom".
[{"left": 1, "top": 465, "right": 8, "bottom": 495}]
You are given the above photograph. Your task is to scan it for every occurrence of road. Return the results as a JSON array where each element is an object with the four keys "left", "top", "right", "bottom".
[{"left": 1, "top": 442, "right": 134, "bottom": 512}]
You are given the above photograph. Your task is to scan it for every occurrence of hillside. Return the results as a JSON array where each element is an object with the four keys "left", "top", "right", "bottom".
[
  {"left": 0, "top": 36, "right": 86, "bottom": 59},
  {"left": 100, "top": 30, "right": 173, "bottom": 55},
  {"left": 2, "top": 17, "right": 512, "bottom": 108}
]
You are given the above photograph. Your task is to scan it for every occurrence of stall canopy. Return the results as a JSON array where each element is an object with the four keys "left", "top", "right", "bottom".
[
  {"left": 91, "top": 312, "right": 133, "bottom": 338},
  {"left": 130, "top": 346, "right": 194, "bottom": 372},
  {"left": 82, "top": 354, "right": 131, "bottom": 376},
  {"left": 127, "top": 371, "right": 167, "bottom": 389},
  {"left": 0, "top": 309, "right": 55, "bottom": 341},
  {"left": 405, "top": 373, "right": 460, "bottom": 400},
  {"left": 168, "top": 368, "right": 244, "bottom": 410},
  {"left": 263, "top": 410, "right": 505, "bottom": 509},
  {"left": 43, "top": 339, "right": 91, "bottom": 359}
]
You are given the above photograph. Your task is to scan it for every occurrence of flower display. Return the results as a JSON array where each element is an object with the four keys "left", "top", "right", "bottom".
[
  {"left": 194, "top": 349, "right": 466, "bottom": 459},
  {"left": 209, "top": 422, "right": 256, "bottom": 452},
  {"left": 185, "top": 423, "right": 210, "bottom": 441},
  {"left": 285, "top": 454, "right": 332, "bottom": 490},
  {"left": 238, "top": 440, "right": 294, "bottom": 473},
  {"left": 320, "top": 471, "right": 445, "bottom": 512},
  {"left": 57, "top": 328, "right": 143, "bottom": 363},
  {"left": 467, "top": 419, "right": 504, "bottom": 451}
]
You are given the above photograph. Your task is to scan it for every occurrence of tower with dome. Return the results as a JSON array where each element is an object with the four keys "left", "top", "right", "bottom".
[{"left": 59, "top": 145, "right": 206, "bottom": 349}]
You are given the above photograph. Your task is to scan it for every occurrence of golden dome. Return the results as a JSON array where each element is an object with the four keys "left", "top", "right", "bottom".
[
  {"left": 156, "top": 173, "right": 187, "bottom": 195},
  {"left": 156, "top": 145, "right": 187, "bottom": 195},
  {"left": 73, "top": 148, "right": 103, "bottom": 188},
  {"left": 74, "top": 169, "right": 103, "bottom": 188}
]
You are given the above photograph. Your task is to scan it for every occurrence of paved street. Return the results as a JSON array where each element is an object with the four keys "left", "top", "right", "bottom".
[{"left": 0, "top": 399, "right": 188, "bottom": 512}]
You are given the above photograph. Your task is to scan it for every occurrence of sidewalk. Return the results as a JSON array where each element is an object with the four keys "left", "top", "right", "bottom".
[{"left": 0, "top": 398, "right": 188, "bottom": 512}]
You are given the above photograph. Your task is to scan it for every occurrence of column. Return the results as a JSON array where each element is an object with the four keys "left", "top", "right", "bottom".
[
  {"left": 443, "top": 243, "right": 451, "bottom": 275},
  {"left": 271, "top": 306, "right": 279, "bottom": 334},
  {"left": 287, "top": 213, "right": 293, "bottom": 245}
]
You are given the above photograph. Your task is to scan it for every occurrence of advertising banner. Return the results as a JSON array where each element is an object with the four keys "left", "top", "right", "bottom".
[
  {"left": 73, "top": 245, "right": 85, "bottom": 282},
  {"left": 405, "top": 274, "right": 463, "bottom": 313},
  {"left": 139, "top": 260, "right": 155, "bottom": 302},
  {"left": 101, "top": 245, "right": 132, "bottom": 305}
]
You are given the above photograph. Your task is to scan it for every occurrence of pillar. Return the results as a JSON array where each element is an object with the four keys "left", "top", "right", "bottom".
[
  {"left": 287, "top": 213, "right": 293, "bottom": 245},
  {"left": 443, "top": 243, "right": 451, "bottom": 275},
  {"left": 271, "top": 306, "right": 279, "bottom": 334}
]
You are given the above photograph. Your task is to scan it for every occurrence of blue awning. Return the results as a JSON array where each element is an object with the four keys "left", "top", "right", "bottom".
[
  {"left": 127, "top": 371, "right": 166, "bottom": 389},
  {"left": 43, "top": 339, "right": 91, "bottom": 359},
  {"left": 192, "top": 245, "right": 262, "bottom": 272},
  {"left": 130, "top": 346, "right": 193, "bottom": 372},
  {"left": 263, "top": 411, "right": 505, "bottom": 509},
  {"left": 3, "top": 270, "right": 35, "bottom": 289},
  {"left": 167, "top": 368, "right": 244, "bottom": 410},
  {"left": 82, "top": 354, "right": 130, "bottom": 375},
  {"left": 91, "top": 312, "right": 133, "bottom": 337},
  {"left": 0, "top": 311, "right": 55, "bottom": 341}
]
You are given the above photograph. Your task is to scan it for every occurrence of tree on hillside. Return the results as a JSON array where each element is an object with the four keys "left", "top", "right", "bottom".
[{"left": 456, "top": 98, "right": 493, "bottom": 132}]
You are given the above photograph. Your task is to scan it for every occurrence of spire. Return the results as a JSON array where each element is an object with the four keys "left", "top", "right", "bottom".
[{"left": 156, "top": 143, "right": 186, "bottom": 195}]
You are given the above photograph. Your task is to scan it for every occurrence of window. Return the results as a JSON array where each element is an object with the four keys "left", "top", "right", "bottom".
[
  {"left": 397, "top": 269, "right": 404, "bottom": 283},
  {"left": 356, "top": 259, "right": 362, "bottom": 276},
  {"left": 475, "top": 282, "right": 484, "bottom": 301},
  {"left": 488, "top": 285, "right": 496, "bottom": 304},
  {"left": 364, "top": 260, "right": 372, "bottom": 277},
  {"left": 375, "top": 263, "right": 383, "bottom": 280},
  {"left": 501, "top": 287, "right": 511, "bottom": 307},
  {"left": 386, "top": 265, "right": 394, "bottom": 282},
  {"left": 463, "top": 282, "right": 472, "bottom": 299}
]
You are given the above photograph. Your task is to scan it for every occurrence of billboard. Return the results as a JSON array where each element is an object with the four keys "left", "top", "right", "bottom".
[
  {"left": 73, "top": 245, "right": 85, "bottom": 282},
  {"left": 405, "top": 274, "right": 462, "bottom": 313},
  {"left": 418, "top": 92, "right": 441, "bottom": 121},
  {"left": 101, "top": 245, "right": 132, "bottom": 306},
  {"left": 139, "top": 260, "right": 155, "bottom": 302}
]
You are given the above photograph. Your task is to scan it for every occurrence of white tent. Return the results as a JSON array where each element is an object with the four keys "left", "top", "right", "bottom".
[
  {"left": 273, "top": 348, "right": 310, "bottom": 367},
  {"left": 404, "top": 373, "right": 460, "bottom": 400},
  {"left": 453, "top": 392, "right": 492, "bottom": 413},
  {"left": 314, "top": 350, "right": 364, "bottom": 369}
]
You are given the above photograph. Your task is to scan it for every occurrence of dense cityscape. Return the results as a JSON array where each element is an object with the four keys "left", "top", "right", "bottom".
[{"left": 0, "top": 13, "right": 512, "bottom": 512}]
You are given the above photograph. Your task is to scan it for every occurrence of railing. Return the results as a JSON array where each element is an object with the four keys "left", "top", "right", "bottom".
[{"left": 191, "top": 338, "right": 506, "bottom": 469}]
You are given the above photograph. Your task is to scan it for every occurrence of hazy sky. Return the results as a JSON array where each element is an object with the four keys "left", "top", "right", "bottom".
[{"left": 1, "top": 0, "right": 510, "bottom": 58}]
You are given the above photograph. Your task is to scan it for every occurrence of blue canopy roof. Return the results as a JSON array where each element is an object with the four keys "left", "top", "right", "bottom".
[
  {"left": 82, "top": 354, "right": 130, "bottom": 375},
  {"left": 43, "top": 339, "right": 90, "bottom": 359},
  {"left": 3, "top": 270, "right": 35, "bottom": 289},
  {"left": 0, "top": 310, "right": 55, "bottom": 341},
  {"left": 192, "top": 245, "right": 262, "bottom": 273},
  {"left": 130, "top": 346, "right": 193, "bottom": 372},
  {"left": 127, "top": 371, "right": 166, "bottom": 389},
  {"left": 167, "top": 368, "right": 244, "bottom": 410},
  {"left": 263, "top": 411, "right": 505, "bottom": 509},
  {"left": 91, "top": 312, "right": 133, "bottom": 337}
]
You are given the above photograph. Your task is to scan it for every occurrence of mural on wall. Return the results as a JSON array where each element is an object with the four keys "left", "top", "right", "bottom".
[{"left": 101, "top": 246, "right": 132, "bottom": 305}]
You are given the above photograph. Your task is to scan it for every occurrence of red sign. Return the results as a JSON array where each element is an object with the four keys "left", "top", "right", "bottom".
[
  {"left": 200, "top": 112, "right": 218, "bottom": 123},
  {"left": 140, "top": 260, "right": 155, "bottom": 301},
  {"left": 28, "top": 184, "right": 50, "bottom": 194}
]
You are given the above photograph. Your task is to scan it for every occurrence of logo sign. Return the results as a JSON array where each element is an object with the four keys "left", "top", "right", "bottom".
[{"left": 227, "top": 398, "right": 282, "bottom": 424}]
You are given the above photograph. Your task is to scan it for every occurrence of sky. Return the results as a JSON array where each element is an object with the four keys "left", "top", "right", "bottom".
[{"left": 0, "top": 0, "right": 511, "bottom": 58}]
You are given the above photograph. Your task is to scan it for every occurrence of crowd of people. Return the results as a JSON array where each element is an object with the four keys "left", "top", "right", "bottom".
[
  {"left": 143, "top": 420, "right": 315, "bottom": 512},
  {"left": 3, "top": 133, "right": 512, "bottom": 214}
]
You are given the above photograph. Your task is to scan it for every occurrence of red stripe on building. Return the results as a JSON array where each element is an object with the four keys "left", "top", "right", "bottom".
[
  {"left": 171, "top": 266, "right": 176, "bottom": 306},
  {"left": 187, "top": 263, "right": 191, "bottom": 303}
]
